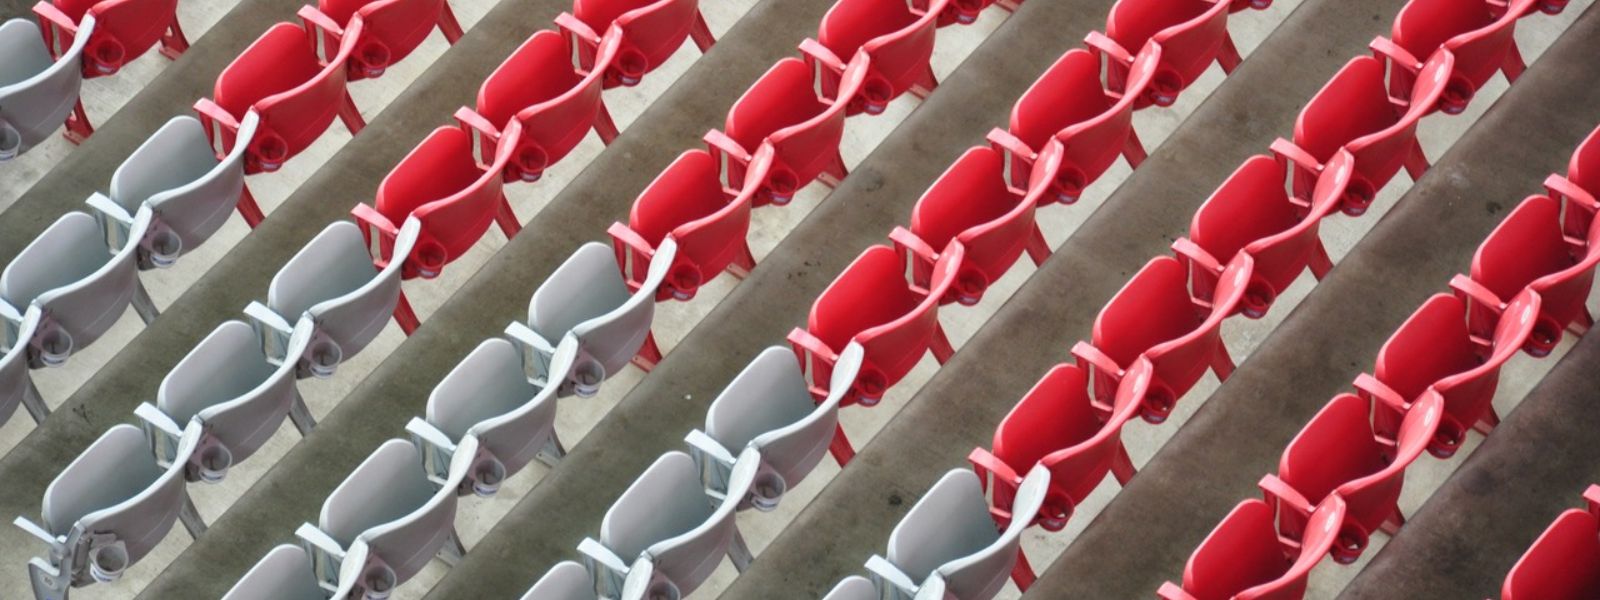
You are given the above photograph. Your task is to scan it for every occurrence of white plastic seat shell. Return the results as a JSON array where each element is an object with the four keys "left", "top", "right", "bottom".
[
  {"left": 159, "top": 319, "right": 308, "bottom": 470},
  {"left": 824, "top": 575, "right": 879, "bottom": 600},
  {"left": 520, "top": 561, "right": 596, "bottom": 600},
  {"left": 1, "top": 209, "right": 154, "bottom": 362},
  {"left": 527, "top": 239, "right": 678, "bottom": 390},
  {"left": 0, "top": 16, "right": 92, "bottom": 158},
  {"left": 316, "top": 438, "right": 463, "bottom": 597},
  {"left": 221, "top": 544, "right": 326, "bottom": 600}
]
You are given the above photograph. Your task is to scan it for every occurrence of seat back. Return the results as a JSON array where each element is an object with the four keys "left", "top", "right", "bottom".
[
  {"left": 725, "top": 58, "right": 829, "bottom": 152},
  {"left": 1008, "top": 49, "right": 1115, "bottom": 151},
  {"left": 476, "top": 30, "right": 585, "bottom": 126},
  {"left": 986, "top": 365, "right": 1105, "bottom": 514},
  {"left": 1054, "top": 43, "right": 1160, "bottom": 196},
  {"left": 4, "top": 210, "right": 142, "bottom": 354},
  {"left": 1189, "top": 157, "right": 1306, "bottom": 296},
  {"left": 1372, "top": 293, "right": 1483, "bottom": 402},
  {"left": 0, "top": 310, "right": 37, "bottom": 426},
  {"left": 0, "top": 17, "right": 91, "bottom": 155},
  {"left": 522, "top": 560, "right": 597, "bottom": 600},
  {"left": 764, "top": 53, "right": 866, "bottom": 189},
  {"left": 747, "top": 343, "right": 863, "bottom": 494},
  {"left": 319, "top": 439, "right": 439, "bottom": 547},
  {"left": 1274, "top": 393, "right": 1385, "bottom": 540},
  {"left": 1235, "top": 496, "right": 1343, "bottom": 599},
  {"left": 1106, "top": 0, "right": 1228, "bottom": 93},
  {"left": 917, "top": 143, "right": 1052, "bottom": 303},
  {"left": 357, "top": 442, "right": 460, "bottom": 587},
  {"left": 823, "top": 576, "right": 878, "bottom": 600},
  {"left": 602, "top": 451, "right": 716, "bottom": 561},
  {"left": 854, "top": 243, "right": 962, "bottom": 392},
  {"left": 1430, "top": 290, "right": 1537, "bottom": 440},
  {"left": 51, "top": 424, "right": 194, "bottom": 569},
  {"left": 643, "top": 448, "right": 757, "bottom": 595},
  {"left": 929, "top": 466, "right": 1048, "bottom": 600},
  {"left": 1503, "top": 501, "right": 1600, "bottom": 600},
  {"left": 112, "top": 113, "right": 257, "bottom": 260},
  {"left": 1343, "top": 52, "right": 1451, "bottom": 186},
  {"left": 1295, "top": 54, "right": 1423, "bottom": 190},
  {"left": 530, "top": 243, "right": 635, "bottom": 343},
  {"left": 1472, "top": 195, "right": 1596, "bottom": 337},
  {"left": 457, "top": 338, "right": 570, "bottom": 479},
  {"left": 216, "top": 22, "right": 357, "bottom": 169},
  {"left": 508, "top": 30, "right": 619, "bottom": 176},
  {"left": 606, "top": 0, "right": 700, "bottom": 81},
  {"left": 1334, "top": 391, "right": 1441, "bottom": 540},
  {"left": 569, "top": 239, "right": 675, "bottom": 378},
  {"left": 270, "top": 221, "right": 382, "bottom": 329},
  {"left": 819, "top": 0, "right": 942, "bottom": 103},
  {"left": 81, "top": 0, "right": 180, "bottom": 73},
  {"left": 1392, "top": 0, "right": 1527, "bottom": 89},
  {"left": 1182, "top": 496, "right": 1344, "bottom": 600},
  {"left": 885, "top": 469, "right": 999, "bottom": 582},
  {"left": 161, "top": 320, "right": 298, "bottom": 467},
  {"left": 379, "top": 122, "right": 516, "bottom": 278},
  {"left": 223, "top": 544, "right": 327, "bottom": 600},
  {"left": 618, "top": 148, "right": 754, "bottom": 300},
  {"left": 343, "top": 0, "right": 445, "bottom": 71},
  {"left": 705, "top": 346, "right": 817, "bottom": 457},
  {"left": 1144, "top": 253, "right": 1248, "bottom": 397},
  {"left": 1571, "top": 125, "right": 1600, "bottom": 195},
  {"left": 299, "top": 219, "right": 417, "bottom": 362},
  {"left": 1092, "top": 255, "right": 1206, "bottom": 370}
]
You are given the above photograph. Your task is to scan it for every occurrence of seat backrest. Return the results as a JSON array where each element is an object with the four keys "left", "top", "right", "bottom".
[
  {"left": 1334, "top": 391, "right": 1441, "bottom": 537},
  {"left": 1181, "top": 499, "right": 1294, "bottom": 600},
  {"left": 747, "top": 342, "right": 864, "bottom": 490},
  {"left": 823, "top": 575, "right": 878, "bottom": 600},
  {"left": 192, "top": 319, "right": 309, "bottom": 466},
  {"left": 601, "top": 451, "right": 716, "bottom": 560},
  {"left": 254, "top": 20, "right": 361, "bottom": 161},
  {"left": 1275, "top": 394, "right": 1385, "bottom": 537},
  {"left": 1343, "top": 52, "right": 1450, "bottom": 181},
  {"left": 428, "top": 338, "right": 541, "bottom": 441},
  {"left": 214, "top": 23, "right": 337, "bottom": 153},
  {"left": 767, "top": 53, "right": 866, "bottom": 184},
  {"left": 1190, "top": 157, "right": 1302, "bottom": 277},
  {"left": 1235, "top": 496, "right": 1343, "bottom": 599},
  {"left": 223, "top": 544, "right": 327, "bottom": 600},
  {"left": 1055, "top": 43, "right": 1159, "bottom": 187},
  {"left": 85, "top": 0, "right": 179, "bottom": 65},
  {"left": 514, "top": 29, "right": 619, "bottom": 171},
  {"left": 1431, "top": 290, "right": 1538, "bottom": 432},
  {"left": 159, "top": 321, "right": 276, "bottom": 424},
  {"left": 990, "top": 364, "right": 1103, "bottom": 503},
  {"left": 1373, "top": 293, "right": 1480, "bottom": 401},
  {"left": 1571, "top": 125, "right": 1600, "bottom": 195},
  {"left": 302, "top": 218, "right": 417, "bottom": 360},
  {"left": 57, "top": 423, "right": 194, "bottom": 566},
  {"left": 1009, "top": 50, "right": 1115, "bottom": 151},
  {"left": 809, "top": 248, "right": 925, "bottom": 351},
  {"left": 725, "top": 58, "right": 829, "bottom": 152},
  {"left": 1294, "top": 56, "right": 1402, "bottom": 165},
  {"left": 855, "top": 243, "right": 962, "bottom": 386},
  {"left": 1, "top": 212, "right": 109, "bottom": 312},
  {"left": 1473, "top": 195, "right": 1583, "bottom": 313},
  {"left": 522, "top": 560, "right": 598, "bottom": 600},
  {"left": 644, "top": 448, "right": 758, "bottom": 595},
  {"left": 358, "top": 444, "right": 460, "bottom": 586},
  {"left": 530, "top": 242, "right": 635, "bottom": 343},
  {"left": 1107, "top": 0, "right": 1227, "bottom": 86},
  {"left": 0, "top": 309, "right": 37, "bottom": 426},
  {"left": 1092, "top": 255, "right": 1204, "bottom": 368},
  {"left": 113, "top": 113, "right": 257, "bottom": 256},
  {"left": 476, "top": 30, "right": 586, "bottom": 126},
  {"left": 9, "top": 209, "right": 143, "bottom": 352},
  {"left": 817, "top": 0, "right": 922, "bottom": 64},
  {"left": 382, "top": 122, "right": 515, "bottom": 273},
  {"left": 1503, "top": 508, "right": 1600, "bottom": 600},
  {"left": 624, "top": 148, "right": 754, "bottom": 298},
  {"left": 345, "top": 0, "right": 444, "bottom": 67},
  {"left": 569, "top": 239, "right": 674, "bottom": 376},
  {"left": 886, "top": 469, "right": 999, "bottom": 582},
  {"left": 705, "top": 346, "right": 816, "bottom": 453},
  {"left": 0, "top": 17, "right": 91, "bottom": 153},
  {"left": 1392, "top": 0, "right": 1526, "bottom": 87},
  {"left": 319, "top": 439, "right": 438, "bottom": 547},
  {"left": 459, "top": 337, "right": 573, "bottom": 478},
  {"left": 929, "top": 466, "right": 1047, "bottom": 599},
  {"left": 914, "top": 144, "right": 1046, "bottom": 294}
]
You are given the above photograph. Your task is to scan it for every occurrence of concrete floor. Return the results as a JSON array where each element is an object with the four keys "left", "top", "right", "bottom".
[{"left": 0, "top": 0, "right": 1594, "bottom": 597}]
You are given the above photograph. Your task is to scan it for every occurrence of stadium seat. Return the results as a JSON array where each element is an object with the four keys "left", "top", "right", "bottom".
[
  {"left": 556, "top": 0, "right": 715, "bottom": 88},
  {"left": 0, "top": 17, "right": 93, "bottom": 159},
  {"left": 823, "top": 576, "right": 879, "bottom": 600},
  {"left": 864, "top": 466, "right": 1049, "bottom": 596},
  {"left": 13, "top": 423, "right": 199, "bottom": 599},
  {"left": 608, "top": 147, "right": 761, "bottom": 302},
  {"left": 0, "top": 307, "right": 48, "bottom": 427},
  {"left": 133, "top": 319, "right": 315, "bottom": 492},
  {"left": 1501, "top": 485, "right": 1600, "bottom": 600},
  {"left": 1274, "top": 51, "right": 1453, "bottom": 215},
  {"left": 1549, "top": 126, "right": 1600, "bottom": 238},
  {"left": 1, "top": 209, "right": 159, "bottom": 367},
  {"left": 1355, "top": 290, "right": 1539, "bottom": 458},
  {"left": 222, "top": 545, "right": 326, "bottom": 600},
  {"left": 195, "top": 20, "right": 366, "bottom": 177},
  {"left": 243, "top": 219, "right": 418, "bottom": 380},
  {"left": 1070, "top": 253, "right": 1249, "bottom": 424},
  {"left": 787, "top": 244, "right": 964, "bottom": 461},
  {"left": 406, "top": 336, "right": 573, "bottom": 497},
  {"left": 703, "top": 50, "right": 866, "bottom": 206},
  {"left": 577, "top": 450, "right": 757, "bottom": 599},
  {"left": 967, "top": 359, "right": 1151, "bottom": 535},
  {"left": 1086, "top": 0, "right": 1238, "bottom": 109},
  {"left": 295, "top": 438, "right": 465, "bottom": 599},
  {"left": 687, "top": 343, "right": 864, "bottom": 503},
  {"left": 521, "top": 560, "right": 596, "bottom": 600},
  {"left": 455, "top": 29, "right": 620, "bottom": 183},
  {"left": 88, "top": 113, "right": 260, "bottom": 259},
  {"left": 1375, "top": 0, "right": 1534, "bottom": 114},
  {"left": 804, "top": 0, "right": 948, "bottom": 115},
  {"left": 1258, "top": 392, "right": 1442, "bottom": 564},
  {"left": 508, "top": 240, "right": 676, "bottom": 394},
  {"left": 998, "top": 41, "right": 1160, "bottom": 203},
  {"left": 891, "top": 142, "right": 1053, "bottom": 307},
  {"left": 298, "top": 0, "right": 462, "bottom": 84},
  {"left": 352, "top": 121, "right": 522, "bottom": 334},
  {"left": 1157, "top": 495, "right": 1346, "bottom": 600},
  {"left": 1455, "top": 194, "right": 1599, "bottom": 356},
  {"left": 32, "top": 0, "right": 186, "bottom": 142},
  {"left": 1175, "top": 150, "right": 1353, "bottom": 318}
]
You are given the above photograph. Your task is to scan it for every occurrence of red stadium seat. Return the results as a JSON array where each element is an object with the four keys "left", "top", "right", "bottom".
[
  {"left": 350, "top": 121, "right": 521, "bottom": 333},
  {"left": 454, "top": 29, "right": 620, "bottom": 184},
  {"left": 1174, "top": 150, "right": 1354, "bottom": 318},
  {"left": 804, "top": 0, "right": 948, "bottom": 115},
  {"left": 913, "top": 0, "right": 993, "bottom": 28},
  {"left": 1274, "top": 52, "right": 1453, "bottom": 216},
  {"left": 788, "top": 243, "right": 965, "bottom": 461},
  {"left": 1454, "top": 194, "right": 1599, "bottom": 356},
  {"left": 556, "top": 0, "right": 714, "bottom": 88},
  {"left": 1258, "top": 392, "right": 1443, "bottom": 564},
  {"left": 1157, "top": 496, "right": 1346, "bottom": 600},
  {"left": 992, "top": 42, "right": 1158, "bottom": 202},
  {"left": 1355, "top": 290, "right": 1539, "bottom": 458},
  {"left": 968, "top": 359, "right": 1150, "bottom": 532},
  {"left": 1086, "top": 0, "right": 1238, "bottom": 109},
  {"left": 607, "top": 146, "right": 767, "bottom": 302},
  {"left": 890, "top": 139, "right": 1057, "bottom": 307},
  {"left": 1070, "top": 253, "right": 1249, "bottom": 424},
  {"left": 1374, "top": 0, "right": 1533, "bottom": 114},
  {"left": 703, "top": 51, "right": 866, "bottom": 206},
  {"left": 1548, "top": 125, "right": 1600, "bottom": 238},
  {"left": 1502, "top": 485, "right": 1600, "bottom": 600},
  {"left": 194, "top": 20, "right": 365, "bottom": 175},
  {"left": 298, "top": 0, "right": 462, "bottom": 86},
  {"left": 31, "top": 0, "right": 186, "bottom": 142}
]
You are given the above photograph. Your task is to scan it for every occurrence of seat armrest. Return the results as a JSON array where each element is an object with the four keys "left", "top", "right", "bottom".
[
  {"left": 31, "top": 1, "right": 78, "bottom": 59},
  {"left": 1157, "top": 582, "right": 1199, "bottom": 600},
  {"left": 192, "top": 99, "right": 242, "bottom": 160},
  {"left": 295, "top": 523, "right": 347, "bottom": 590},
  {"left": 13, "top": 516, "right": 62, "bottom": 548},
  {"left": 134, "top": 402, "right": 186, "bottom": 465},
  {"left": 986, "top": 128, "right": 1037, "bottom": 192},
  {"left": 685, "top": 429, "right": 738, "bottom": 493},
  {"left": 577, "top": 537, "right": 630, "bottom": 597},
  {"left": 865, "top": 555, "right": 920, "bottom": 598},
  {"left": 243, "top": 302, "right": 296, "bottom": 365},
  {"left": 86, "top": 192, "right": 135, "bottom": 253},
  {"left": 405, "top": 417, "right": 459, "bottom": 485},
  {"left": 1083, "top": 31, "right": 1134, "bottom": 68},
  {"left": 504, "top": 321, "right": 558, "bottom": 386}
]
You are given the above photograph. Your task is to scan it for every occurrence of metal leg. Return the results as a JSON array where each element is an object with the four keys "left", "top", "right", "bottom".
[
  {"left": 439, "top": 529, "right": 467, "bottom": 566},
  {"left": 288, "top": 390, "right": 316, "bottom": 435},
  {"left": 131, "top": 280, "right": 161, "bottom": 324},
  {"left": 536, "top": 432, "right": 567, "bottom": 467},
  {"left": 727, "top": 528, "right": 753, "bottom": 572},
  {"left": 21, "top": 377, "right": 49, "bottom": 424},
  {"left": 178, "top": 494, "right": 208, "bottom": 538}
]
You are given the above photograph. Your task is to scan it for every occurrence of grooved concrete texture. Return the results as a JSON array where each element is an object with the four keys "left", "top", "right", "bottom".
[{"left": 1337, "top": 329, "right": 1600, "bottom": 600}]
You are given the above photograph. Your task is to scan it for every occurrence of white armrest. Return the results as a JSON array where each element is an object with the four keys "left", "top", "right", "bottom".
[
  {"left": 577, "top": 537, "right": 630, "bottom": 598},
  {"left": 134, "top": 402, "right": 186, "bottom": 466},
  {"left": 405, "top": 417, "right": 458, "bottom": 485},
  {"left": 85, "top": 192, "right": 134, "bottom": 252},
  {"left": 503, "top": 321, "right": 557, "bottom": 386},
  {"left": 243, "top": 302, "right": 296, "bottom": 365},
  {"left": 295, "top": 523, "right": 346, "bottom": 590},
  {"left": 685, "top": 429, "right": 737, "bottom": 497},
  {"left": 13, "top": 516, "right": 61, "bottom": 548},
  {"left": 866, "top": 555, "right": 920, "bottom": 599}
]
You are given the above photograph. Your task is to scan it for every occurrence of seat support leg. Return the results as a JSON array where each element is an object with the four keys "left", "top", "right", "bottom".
[
  {"left": 63, "top": 100, "right": 93, "bottom": 144},
  {"left": 131, "top": 280, "right": 161, "bottom": 324},
  {"left": 1217, "top": 33, "right": 1242, "bottom": 74},
  {"left": 1308, "top": 239, "right": 1334, "bottom": 279},
  {"left": 494, "top": 193, "right": 522, "bottom": 238},
  {"left": 237, "top": 184, "right": 265, "bottom": 228},
  {"left": 1122, "top": 129, "right": 1148, "bottom": 168},
  {"left": 178, "top": 494, "right": 208, "bottom": 538},
  {"left": 1210, "top": 345, "right": 1235, "bottom": 381},
  {"left": 818, "top": 151, "right": 849, "bottom": 187},
  {"left": 1501, "top": 42, "right": 1525, "bottom": 82},
  {"left": 594, "top": 101, "right": 620, "bottom": 145},
  {"left": 1010, "top": 547, "right": 1036, "bottom": 591},
  {"left": 288, "top": 391, "right": 317, "bottom": 435},
  {"left": 631, "top": 332, "right": 662, "bottom": 371},
  {"left": 930, "top": 324, "right": 955, "bottom": 364},
  {"left": 828, "top": 424, "right": 855, "bottom": 465},
  {"left": 1111, "top": 442, "right": 1137, "bottom": 484},
  {"left": 1403, "top": 140, "right": 1429, "bottom": 181},
  {"left": 439, "top": 529, "right": 467, "bottom": 566},
  {"left": 728, "top": 529, "right": 754, "bottom": 572},
  {"left": 437, "top": 4, "right": 464, "bottom": 43},
  {"left": 21, "top": 378, "right": 49, "bottom": 424},
  {"left": 1025, "top": 224, "right": 1051, "bottom": 265},
  {"left": 159, "top": 19, "right": 189, "bottom": 58},
  {"left": 394, "top": 291, "right": 420, "bottom": 335},
  {"left": 536, "top": 432, "right": 567, "bottom": 467},
  {"left": 910, "top": 64, "right": 938, "bottom": 99},
  {"left": 690, "top": 12, "right": 715, "bottom": 51},
  {"left": 338, "top": 93, "right": 365, "bottom": 134}
]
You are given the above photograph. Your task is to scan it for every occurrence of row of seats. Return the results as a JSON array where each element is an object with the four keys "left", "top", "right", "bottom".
[
  {"left": 0, "top": 0, "right": 186, "bottom": 154},
  {"left": 816, "top": 0, "right": 1575, "bottom": 597},
  {"left": 1158, "top": 125, "right": 1599, "bottom": 598},
  {"left": 1500, "top": 485, "right": 1600, "bottom": 599}
]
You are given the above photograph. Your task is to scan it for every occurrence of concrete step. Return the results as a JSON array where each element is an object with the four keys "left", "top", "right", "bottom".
[
  {"left": 1336, "top": 327, "right": 1600, "bottom": 599},
  {"left": 1025, "top": 6, "right": 1600, "bottom": 598}
]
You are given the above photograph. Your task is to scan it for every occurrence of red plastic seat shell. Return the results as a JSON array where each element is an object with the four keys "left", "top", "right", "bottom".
[{"left": 213, "top": 21, "right": 360, "bottom": 173}]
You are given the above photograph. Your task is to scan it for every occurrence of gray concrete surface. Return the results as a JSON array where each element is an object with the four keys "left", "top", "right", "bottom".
[
  {"left": 1023, "top": 6, "right": 1600, "bottom": 598},
  {"left": 1336, "top": 328, "right": 1600, "bottom": 600}
]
